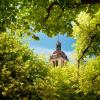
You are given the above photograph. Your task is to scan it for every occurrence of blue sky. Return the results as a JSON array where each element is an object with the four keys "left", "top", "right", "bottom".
[{"left": 28, "top": 32, "right": 75, "bottom": 60}]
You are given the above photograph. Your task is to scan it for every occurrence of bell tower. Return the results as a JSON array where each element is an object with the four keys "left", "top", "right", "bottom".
[
  {"left": 56, "top": 41, "right": 61, "bottom": 50},
  {"left": 50, "top": 39, "right": 68, "bottom": 67}
]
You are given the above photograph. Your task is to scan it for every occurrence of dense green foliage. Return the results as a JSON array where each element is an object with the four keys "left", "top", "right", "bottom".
[
  {"left": 0, "top": 0, "right": 100, "bottom": 99},
  {"left": 0, "top": 32, "right": 49, "bottom": 99},
  {"left": 73, "top": 10, "right": 100, "bottom": 59},
  {"left": 0, "top": 0, "right": 100, "bottom": 36},
  {"left": 0, "top": 33, "right": 100, "bottom": 100}
]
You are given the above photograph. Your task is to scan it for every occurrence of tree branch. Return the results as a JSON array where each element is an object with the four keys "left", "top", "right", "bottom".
[
  {"left": 44, "top": 0, "right": 100, "bottom": 21},
  {"left": 75, "top": 22, "right": 100, "bottom": 69},
  {"left": 77, "top": 35, "right": 96, "bottom": 69},
  {"left": 44, "top": 1, "right": 61, "bottom": 21}
]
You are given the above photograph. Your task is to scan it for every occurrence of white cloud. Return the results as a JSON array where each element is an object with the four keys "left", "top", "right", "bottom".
[
  {"left": 33, "top": 46, "right": 54, "bottom": 55},
  {"left": 32, "top": 46, "right": 74, "bottom": 61}
]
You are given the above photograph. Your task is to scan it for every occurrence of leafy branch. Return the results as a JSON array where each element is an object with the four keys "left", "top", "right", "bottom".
[
  {"left": 44, "top": 0, "right": 99, "bottom": 21},
  {"left": 44, "top": 1, "right": 64, "bottom": 21},
  {"left": 77, "top": 24, "right": 100, "bottom": 69},
  {"left": 77, "top": 35, "right": 96, "bottom": 69}
]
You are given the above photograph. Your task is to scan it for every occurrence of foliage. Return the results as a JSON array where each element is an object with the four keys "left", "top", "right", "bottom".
[
  {"left": 79, "top": 56, "right": 100, "bottom": 95},
  {"left": 0, "top": 0, "right": 23, "bottom": 32},
  {"left": 0, "top": 32, "right": 49, "bottom": 99},
  {"left": 13, "top": 2, "right": 100, "bottom": 37},
  {"left": 0, "top": 0, "right": 100, "bottom": 37},
  {"left": 0, "top": 0, "right": 100, "bottom": 100},
  {"left": 0, "top": 32, "right": 100, "bottom": 100},
  {"left": 73, "top": 10, "right": 100, "bottom": 60}
]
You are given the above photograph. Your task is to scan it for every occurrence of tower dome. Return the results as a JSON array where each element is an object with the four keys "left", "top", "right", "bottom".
[{"left": 50, "top": 41, "right": 68, "bottom": 67}]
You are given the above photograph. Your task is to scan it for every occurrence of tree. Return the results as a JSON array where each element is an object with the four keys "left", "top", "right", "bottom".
[
  {"left": 0, "top": 1, "right": 100, "bottom": 99},
  {"left": 0, "top": 32, "right": 50, "bottom": 99},
  {"left": 0, "top": 0, "right": 100, "bottom": 37},
  {"left": 72, "top": 10, "right": 100, "bottom": 68},
  {"left": 13, "top": 1, "right": 100, "bottom": 37}
]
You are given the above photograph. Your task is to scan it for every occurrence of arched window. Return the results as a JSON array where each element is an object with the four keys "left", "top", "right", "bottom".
[
  {"left": 56, "top": 60, "right": 58, "bottom": 66},
  {"left": 53, "top": 61, "right": 55, "bottom": 67}
]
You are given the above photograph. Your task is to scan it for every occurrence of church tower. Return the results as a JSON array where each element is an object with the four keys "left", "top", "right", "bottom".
[
  {"left": 56, "top": 41, "right": 61, "bottom": 50},
  {"left": 50, "top": 40, "right": 68, "bottom": 67}
]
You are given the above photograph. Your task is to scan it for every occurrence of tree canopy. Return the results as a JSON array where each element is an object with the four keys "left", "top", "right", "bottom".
[
  {"left": 0, "top": 0, "right": 100, "bottom": 99},
  {"left": 0, "top": 0, "right": 100, "bottom": 36},
  {"left": 0, "top": 0, "right": 100, "bottom": 67},
  {"left": 72, "top": 10, "right": 100, "bottom": 67}
]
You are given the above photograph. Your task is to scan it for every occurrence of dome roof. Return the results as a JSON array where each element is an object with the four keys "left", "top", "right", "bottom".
[
  {"left": 50, "top": 50, "right": 68, "bottom": 60},
  {"left": 50, "top": 40, "right": 68, "bottom": 61},
  {"left": 53, "top": 50, "right": 65, "bottom": 55}
]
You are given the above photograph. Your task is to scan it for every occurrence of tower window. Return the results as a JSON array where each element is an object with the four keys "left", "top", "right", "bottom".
[
  {"left": 53, "top": 61, "right": 55, "bottom": 67},
  {"left": 56, "top": 60, "right": 58, "bottom": 66}
]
